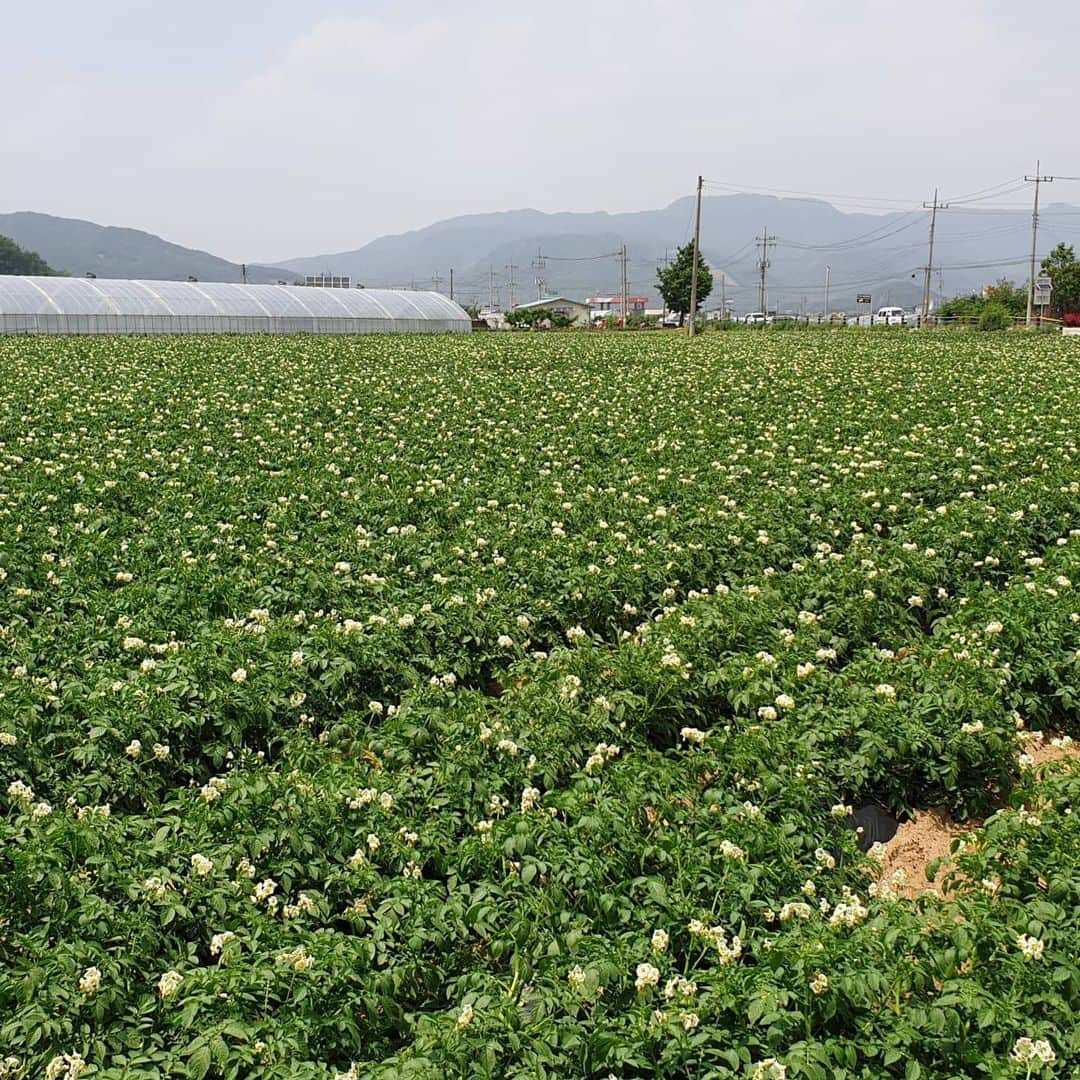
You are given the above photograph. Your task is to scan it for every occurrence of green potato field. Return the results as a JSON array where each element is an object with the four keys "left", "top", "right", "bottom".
[{"left": 1, "top": 330, "right": 1079, "bottom": 1078}]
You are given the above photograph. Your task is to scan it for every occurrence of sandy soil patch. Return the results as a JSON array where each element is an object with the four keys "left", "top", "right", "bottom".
[{"left": 877, "top": 734, "right": 1079, "bottom": 899}]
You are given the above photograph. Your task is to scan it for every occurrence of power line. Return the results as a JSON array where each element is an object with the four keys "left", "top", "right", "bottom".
[
  {"left": 947, "top": 182, "right": 1029, "bottom": 206},
  {"left": 537, "top": 250, "right": 622, "bottom": 262},
  {"left": 780, "top": 213, "right": 926, "bottom": 252}
]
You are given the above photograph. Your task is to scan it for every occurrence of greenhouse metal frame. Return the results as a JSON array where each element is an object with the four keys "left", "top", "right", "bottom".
[{"left": 0, "top": 276, "right": 470, "bottom": 335}]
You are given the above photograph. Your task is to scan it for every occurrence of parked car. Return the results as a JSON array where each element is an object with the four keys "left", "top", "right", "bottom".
[
  {"left": 875, "top": 306, "right": 907, "bottom": 326},
  {"left": 743, "top": 312, "right": 767, "bottom": 325}
]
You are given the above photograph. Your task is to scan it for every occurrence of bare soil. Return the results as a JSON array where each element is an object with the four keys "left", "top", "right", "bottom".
[{"left": 877, "top": 734, "right": 1079, "bottom": 899}]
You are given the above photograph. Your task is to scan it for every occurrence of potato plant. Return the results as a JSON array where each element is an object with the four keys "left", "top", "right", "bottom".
[{"left": 0, "top": 330, "right": 1078, "bottom": 1078}]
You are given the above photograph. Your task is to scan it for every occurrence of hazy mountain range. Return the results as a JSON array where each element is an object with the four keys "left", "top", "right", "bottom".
[
  {"left": 5, "top": 194, "right": 1080, "bottom": 313},
  {"left": 272, "top": 195, "right": 1080, "bottom": 312}
]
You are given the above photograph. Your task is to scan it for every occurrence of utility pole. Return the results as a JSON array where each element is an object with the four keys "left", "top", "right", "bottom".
[
  {"left": 620, "top": 244, "right": 629, "bottom": 327},
  {"left": 449, "top": 268, "right": 454, "bottom": 302},
  {"left": 659, "top": 249, "right": 670, "bottom": 326},
  {"left": 921, "top": 189, "right": 949, "bottom": 326},
  {"left": 432, "top": 271, "right": 443, "bottom": 293},
  {"left": 756, "top": 225, "right": 777, "bottom": 314},
  {"left": 824, "top": 265, "right": 831, "bottom": 323},
  {"left": 488, "top": 266, "right": 498, "bottom": 311},
  {"left": 505, "top": 262, "right": 518, "bottom": 309},
  {"left": 532, "top": 248, "right": 547, "bottom": 301},
  {"left": 720, "top": 272, "right": 726, "bottom": 321},
  {"left": 241, "top": 263, "right": 248, "bottom": 284},
  {"left": 688, "top": 175, "right": 703, "bottom": 337},
  {"left": 1025, "top": 161, "right": 1053, "bottom": 326}
]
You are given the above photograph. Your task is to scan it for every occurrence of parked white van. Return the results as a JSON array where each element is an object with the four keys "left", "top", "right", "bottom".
[{"left": 875, "top": 306, "right": 906, "bottom": 326}]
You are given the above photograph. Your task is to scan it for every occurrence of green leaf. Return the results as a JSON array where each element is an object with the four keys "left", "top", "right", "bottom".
[{"left": 188, "top": 1044, "right": 212, "bottom": 1080}]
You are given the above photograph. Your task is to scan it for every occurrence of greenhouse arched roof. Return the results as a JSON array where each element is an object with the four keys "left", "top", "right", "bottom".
[{"left": 0, "top": 276, "right": 470, "bottom": 335}]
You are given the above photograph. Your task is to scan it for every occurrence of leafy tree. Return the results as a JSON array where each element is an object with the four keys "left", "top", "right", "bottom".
[
  {"left": 1040, "top": 243, "right": 1080, "bottom": 318},
  {"left": 982, "top": 278, "right": 1027, "bottom": 316},
  {"left": 462, "top": 304, "right": 482, "bottom": 320},
  {"left": 0, "top": 234, "right": 56, "bottom": 276},
  {"left": 506, "top": 307, "right": 554, "bottom": 329},
  {"left": 936, "top": 294, "right": 983, "bottom": 320},
  {"left": 656, "top": 242, "right": 712, "bottom": 326},
  {"left": 936, "top": 278, "right": 1026, "bottom": 322}
]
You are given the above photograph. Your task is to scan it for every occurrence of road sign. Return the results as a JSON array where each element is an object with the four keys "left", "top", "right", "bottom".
[
  {"left": 1034, "top": 275, "right": 1052, "bottom": 306},
  {"left": 856, "top": 293, "right": 872, "bottom": 305}
]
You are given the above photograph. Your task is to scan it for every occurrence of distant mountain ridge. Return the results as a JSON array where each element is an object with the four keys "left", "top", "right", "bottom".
[
  {"left": 0, "top": 212, "right": 295, "bottom": 285},
  {"left": 272, "top": 195, "right": 1080, "bottom": 313}
]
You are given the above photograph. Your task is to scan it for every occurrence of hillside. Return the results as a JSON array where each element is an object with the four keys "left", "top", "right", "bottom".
[
  {"left": 0, "top": 212, "right": 295, "bottom": 285},
  {"left": 0, "top": 234, "right": 57, "bottom": 276}
]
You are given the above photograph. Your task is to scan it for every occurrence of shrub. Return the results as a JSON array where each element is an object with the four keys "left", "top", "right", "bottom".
[{"left": 978, "top": 304, "right": 1012, "bottom": 331}]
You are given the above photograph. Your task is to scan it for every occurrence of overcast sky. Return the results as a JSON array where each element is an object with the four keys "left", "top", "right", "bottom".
[{"left": 3, "top": 0, "right": 1077, "bottom": 262}]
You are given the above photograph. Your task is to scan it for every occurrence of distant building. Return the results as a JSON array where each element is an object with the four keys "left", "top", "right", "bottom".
[
  {"left": 513, "top": 296, "right": 591, "bottom": 327},
  {"left": 588, "top": 295, "right": 649, "bottom": 321},
  {"left": 303, "top": 275, "right": 352, "bottom": 289}
]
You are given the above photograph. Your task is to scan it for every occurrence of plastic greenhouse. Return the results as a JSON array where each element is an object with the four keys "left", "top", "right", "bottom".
[{"left": 0, "top": 276, "right": 471, "bottom": 335}]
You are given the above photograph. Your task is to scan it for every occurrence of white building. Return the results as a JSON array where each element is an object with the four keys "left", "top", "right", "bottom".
[{"left": 512, "top": 296, "right": 591, "bottom": 327}]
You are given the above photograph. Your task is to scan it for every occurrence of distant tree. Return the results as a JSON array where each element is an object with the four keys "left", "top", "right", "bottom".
[
  {"left": 1040, "top": 243, "right": 1080, "bottom": 318},
  {"left": 462, "top": 304, "right": 482, "bottom": 319},
  {"left": 0, "top": 234, "right": 56, "bottom": 276},
  {"left": 656, "top": 243, "right": 713, "bottom": 326}
]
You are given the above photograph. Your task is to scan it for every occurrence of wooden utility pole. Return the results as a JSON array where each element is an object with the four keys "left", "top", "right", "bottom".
[
  {"left": 756, "top": 225, "right": 777, "bottom": 314},
  {"left": 620, "top": 244, "right": 629, "bottom": 327},
  {"left": 688, "top": 175, "right": 703, "bottom": 337},
  {"left": 921, "top": 189, "right": 948, "bottom": 326},
  {"left": 824, "top": 265, "right": 831, "bottom": 322},
  {"left": 1025, "top": 162, "right": 1053, "bottom": 326},
  {"left": 449, "top": 267, "right": 454, "bottom": 302},
  {"left": 505, "top": 262, "right": 518, "bottom": 308},
  {"left": 659, "top": 249, "right": 669, "bottom": 327},
  {"left": 532, "top": 248, "right": 547, "bottom": 301}
]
